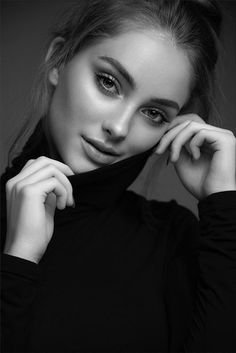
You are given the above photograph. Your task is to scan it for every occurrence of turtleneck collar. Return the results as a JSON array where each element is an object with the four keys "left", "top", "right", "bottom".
[
  {"left": 67, "top": 147, "right": 153, "bottom": 209},
  {"left": 5, "top": 119, "right": 154, "bottom": 209}
]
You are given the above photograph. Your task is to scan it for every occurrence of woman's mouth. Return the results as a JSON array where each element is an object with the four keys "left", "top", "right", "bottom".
[{"left": 81, "top": 136, "right": 121, "bottom": 165}]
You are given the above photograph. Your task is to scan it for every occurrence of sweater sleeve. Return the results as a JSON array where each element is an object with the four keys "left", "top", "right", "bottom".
[
  {"left": 182, "top": 191, "right": 236, "bottom": 353},
  {"left": 1, "top": 253, "right": 40, "bottom": 353}
]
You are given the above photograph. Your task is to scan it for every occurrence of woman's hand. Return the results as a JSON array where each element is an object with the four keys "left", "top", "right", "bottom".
[
  {"left": 4, "top": 156, "right": 74, "bottom": 264},
  {"left": 155, "top": 114, "right": 236, "bottom": 200}
]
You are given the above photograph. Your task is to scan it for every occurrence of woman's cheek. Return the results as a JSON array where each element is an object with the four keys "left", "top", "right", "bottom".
[
  {"left": 69, "top": 79, "right": 111, "bottom": 124},
  {"left": 128, "top": 120, "right": 167, "bottom": 153}
]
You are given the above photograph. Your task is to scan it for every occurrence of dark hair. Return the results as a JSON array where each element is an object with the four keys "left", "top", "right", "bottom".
[{"left": 8, "top": 0, "right": 222, "bottom": 164}]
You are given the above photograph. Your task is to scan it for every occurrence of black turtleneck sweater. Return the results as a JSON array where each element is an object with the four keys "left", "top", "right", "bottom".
[{"left": 1, "top": 122, "right": 236, "bottom": 353}]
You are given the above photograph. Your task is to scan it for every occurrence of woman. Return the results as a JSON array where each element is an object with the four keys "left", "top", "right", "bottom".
[{"left": 1, "top": 0, "right": 236, "bottom": 352}]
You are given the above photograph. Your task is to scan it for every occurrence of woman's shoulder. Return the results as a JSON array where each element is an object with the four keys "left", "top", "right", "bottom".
[
  {"left": 124, "top": 191, "right": 199, "bottom": 259},
  {"left": 126, "top": 190, "right": 197, "bottom": 222},
  {"left": 124, "top": 190, "right": 198, "bottom": 231}
]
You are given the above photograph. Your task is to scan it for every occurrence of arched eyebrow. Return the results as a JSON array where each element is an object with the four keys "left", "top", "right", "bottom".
[
  {"left": 149, "top": 98, "right": 180, "bottom": 112},
  {"left": 98, "top": 55, "right": 136, "bottom": 89},
  {"left": 98, "top": 55, "right": 180, "bottom": 112}
]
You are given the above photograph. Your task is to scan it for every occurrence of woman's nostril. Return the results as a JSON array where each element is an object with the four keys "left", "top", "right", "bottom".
[{"left": 102, "top": 120, "right": 129, "bottom": 140}]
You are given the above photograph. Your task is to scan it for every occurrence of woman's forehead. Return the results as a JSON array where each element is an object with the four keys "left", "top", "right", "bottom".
[{"left": 73, "top": 30, "right": 193, "bottom": 109}]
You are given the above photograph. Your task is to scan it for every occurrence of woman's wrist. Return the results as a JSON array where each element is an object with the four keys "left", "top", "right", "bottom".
[{"left": 3, "top": 242, "right": 40, "bottom": 264}]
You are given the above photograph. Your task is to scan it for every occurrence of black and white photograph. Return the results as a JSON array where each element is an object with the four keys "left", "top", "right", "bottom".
[{"left": 1, "top": 1, "right": 236, "bottom": 352}]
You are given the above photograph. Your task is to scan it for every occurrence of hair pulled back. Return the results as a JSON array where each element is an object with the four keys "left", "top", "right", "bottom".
[{"left": 9, "top": 0, "right": 222, "bottom": 163}]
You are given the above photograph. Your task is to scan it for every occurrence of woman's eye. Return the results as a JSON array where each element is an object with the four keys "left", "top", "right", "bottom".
[
  {"left": 96, "top": 73, "right": 120, "bottom": 96},
  {"left": 141, "top": 108, "right": 168, "bottom": 125}
]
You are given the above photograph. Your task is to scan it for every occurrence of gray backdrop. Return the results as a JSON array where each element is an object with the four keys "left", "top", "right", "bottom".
[{"left": 1, "top": 0, "right": 236, "bottom": 215}]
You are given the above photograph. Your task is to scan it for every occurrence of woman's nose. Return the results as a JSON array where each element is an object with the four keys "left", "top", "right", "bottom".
[{"left": 102, "top": 107, "right": 134, "bottom": 141}]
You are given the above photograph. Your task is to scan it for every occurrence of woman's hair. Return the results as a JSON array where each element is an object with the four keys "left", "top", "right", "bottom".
[{"left": 8, "top": 0, "right": 222, "bottom": 164}]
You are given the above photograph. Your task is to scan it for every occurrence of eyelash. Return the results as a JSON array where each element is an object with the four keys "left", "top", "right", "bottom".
[
  {"left": 95, "top": 72, "right": 168, "bottom": 126},
  {"left": 95, "top": 72, "right": 121, "bottom": 96},
  {"left": 140, "top": 108, "right": 168, "bottom": 126}
]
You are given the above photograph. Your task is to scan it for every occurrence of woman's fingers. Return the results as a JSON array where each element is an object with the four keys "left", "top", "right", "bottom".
[
  {"left": 189, "top": 129, "right": 214, "bottom": 160},
  {"left": 4, "top": 158, "right": 75, "bottom": 263},
  {"left": 6, "top": 156, "right": 75, "bottom": 211},
  {"left": 169, "top": 124, "right": 211, "bottom": 162},
  {"left": 7, "top": 156, "right": 74, "bottom": 194},
  {"left": 155, "top": 120, "right": 191, "bottom": 154},
  {"left": 10, "top": 156, "right": 74, "bottom": 185},
  {"left": 21, "top": 159, "right": 35, "bottom": 170},
  {"left": 21, "top": 177, "right": 68, "bottom": 210},
  {"left": 14, "top": 165, "right": 74, "bottom": 207},
  {"left": 170, "top": 123, "right": 233, "bottom": 162},
  {"left": 156, "top": 119, "right": 225, "bottom": 162},
  {"left": 190, "top": 129, "right": 236, "bottom": 165},
  {"left": 41, "top": 178, "right": 68, "bottom": 210}
]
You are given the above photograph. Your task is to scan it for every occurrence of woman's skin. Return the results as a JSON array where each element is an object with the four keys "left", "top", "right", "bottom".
[
  {"left": 4, "top": 29, "right": 236, "bottom": 264},
  {"left": 47, "top": 30, "right": 192, "bottom": 173}
]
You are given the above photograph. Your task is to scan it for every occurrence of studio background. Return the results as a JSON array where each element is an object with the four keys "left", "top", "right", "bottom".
[{"left": 1, "top": 0, "right": 236, "bottom": 215}]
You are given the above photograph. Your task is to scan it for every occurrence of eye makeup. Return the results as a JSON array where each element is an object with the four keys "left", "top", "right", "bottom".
[
  {"left": 92, "top": 60, "right": 176, "bottom": 127},
  {"left": 95, "top": 72, "right": 121, "bottom": 96},
  {"left": 140, "top": 107, "right": 169, "bottom": 126}
]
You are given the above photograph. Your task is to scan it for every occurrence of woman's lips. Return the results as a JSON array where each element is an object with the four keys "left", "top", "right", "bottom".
[{"left": 81, "top": 136, "right": 121, "bottom": 165}]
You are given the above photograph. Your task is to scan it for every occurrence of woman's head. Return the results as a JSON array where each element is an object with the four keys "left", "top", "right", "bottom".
[
  {"left": 47, "top": 29, "right": 192, "bottom": 172},
  {"left": 41, "top": 0, "right": 222, "bottom": 116},
  {"left": 20, "top": 0, "right": 222, "bottom": 172}
]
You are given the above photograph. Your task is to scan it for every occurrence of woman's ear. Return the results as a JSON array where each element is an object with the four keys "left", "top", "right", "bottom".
[{"left": 46, "top": 37, "right": 65, "bottom": 86}]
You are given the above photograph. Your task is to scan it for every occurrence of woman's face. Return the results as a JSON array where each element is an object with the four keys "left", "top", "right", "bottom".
[{"left": 48, "top": 30, "right": 192, "bottom": 173}]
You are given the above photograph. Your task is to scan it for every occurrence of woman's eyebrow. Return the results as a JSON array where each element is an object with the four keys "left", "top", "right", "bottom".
[
  {"left": 149, "top": 98, "right": 180, "bottom": 112},
  {"left": 98, "top": 55, "right": 136, "bottom": 89},
  {"left": 98, "top": 55, "right": 180, "bottom": 112}
]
